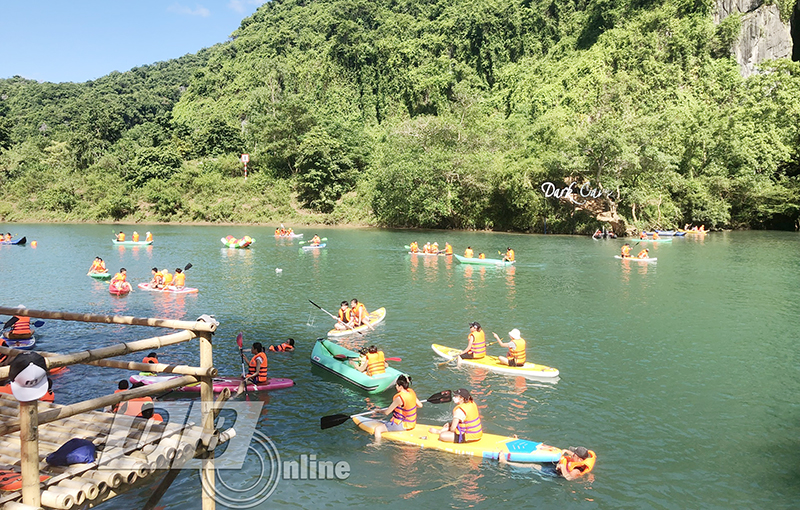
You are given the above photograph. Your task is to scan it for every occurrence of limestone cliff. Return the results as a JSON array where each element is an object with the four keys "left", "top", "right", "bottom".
[{"left": 714, "top": 0, "right": 793, "bottom": 77}]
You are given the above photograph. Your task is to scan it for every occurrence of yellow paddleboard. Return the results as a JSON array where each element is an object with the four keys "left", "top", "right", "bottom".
[
  {"left": 431, "top": 344, "right": 559, "bottom": 378},
  {"left": 327, "top": 308, "right": 386, "bottom": 337}
]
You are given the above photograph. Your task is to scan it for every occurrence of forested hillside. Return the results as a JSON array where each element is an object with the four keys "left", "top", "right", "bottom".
[{"left": 1, "top": 0, "right": 799, "bottom": 232}]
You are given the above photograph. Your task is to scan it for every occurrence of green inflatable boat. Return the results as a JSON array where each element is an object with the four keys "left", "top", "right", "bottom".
[{"left": 311, "top": 339, "right": 403, "bottom": 393}]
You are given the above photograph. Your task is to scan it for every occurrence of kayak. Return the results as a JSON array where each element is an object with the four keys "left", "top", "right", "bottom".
[
  {"left": 112, "top": 240, "right": 153, "bottom": 246},
  {"left": 353, "top": 416, "right": 565, "bottom": 463},
  {"left": 109, "top": 282, "right": 132, "bottom": 295},
  {"left": 0, "top": 237, "right": 26, "bottom": 245},
  {"left": 129, "top": 374, "right": 295, "bottom": 393},
  {"left": 221, "top": 235, "right": 254, "bottom": 248},
  {"left": 679, "top": 229, "right": 708, "bottom": 235},
  {"left": 615, "top": 255, "right": 657, "bottom": 262},
  {"left": 1, "top": 331, "right": 35, "bottom": 350},
  {"left": 327, "top": 307, "right": 386, "bottom": 337},
  {"left": 635, "top": 237, "right": 672, "bottom": 243},
  {"left": 301, "top": 243, "right": 326, "bottom": 250},
  {"left": 88, "top": 272, "right": 111, "bottom": 280},
  {"left": 453, "top": 254, "right": 513, "bottom": 266},
  {"left": 653, "top": 230, "right": 685, "bottom": 237},
  {"left": 137, "top": 283, "right": 199, "bottom": 294},
  {"left": 431, "top": 344, "right": 559, "bottom": 378},
  {"left": 311, "top": 339, "right": 403, "bottom": 393}
]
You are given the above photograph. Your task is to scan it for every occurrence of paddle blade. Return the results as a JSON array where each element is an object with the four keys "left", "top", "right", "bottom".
[
  {"left": 184, "top": 263, "right": 193, "bottom": 271},
  {"left": 32, "top": 320, "right": 45, "bottom": 328},
  {"left": 2, "top": 317, "right": 19, "bottom": 330},
  {"left": 236, "top": 332, "right": 243, "bottom": 348},
  {"left": 320, "top": 413, "right": 353, "bottom": 430},
  {"left": 385, "top": 357, "right": 402, "bottom": 362},
  {"left": 333, "top": 354, "right": 353, "bottom": 361},
  {"left": 426, "top": 390, "right": 453, "bottom": 404}
]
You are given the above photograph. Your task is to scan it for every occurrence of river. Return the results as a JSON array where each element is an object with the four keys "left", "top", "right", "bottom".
[{"left": 0, "top": 224, "right": 798, "bottom": 509}]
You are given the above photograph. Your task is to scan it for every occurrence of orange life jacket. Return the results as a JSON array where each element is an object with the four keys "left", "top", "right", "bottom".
[
  {"left": 621, "top": 245, "right": 631, "bottom": 257},
  {"left": 445, "top": 244, "right": 453, "bottom": 255},
  {"left": 146, "top": 233, "right": 153, "bottom": 242},
  {"left": 142, "top": 356, "right": 158, "bottom": 365},
  {"left": 7, "top": 317, "right": 32, "bottom": 339},
  {"left": 41, "top": 390, "right": 54, "bottom": 403},
  {"left": 162, "top": 272, "right": 173, "bottom": 286},
  {"left": 557, "top": 450, "right": 597, "bottom": 477},
  {"left": 248, "top": 352, "right": 268, "bottom": 383},
  {"left": 390, "top": 389, "right": 418, "bottom": 430},
  {"left": 269, "top": 342, "right": 294, "bottom": 352},
  {"left": 0, "top": 337, "right": 7, "bottom": 364},
  {"left": 506, "top": 249, "right": 515, "bottom": 261},
  {"left": 410, "top": 242, "right": 418, "bottom": 253},
  {"left": 122, "top": 396, "right": 153, "bottom": 417},
  {"left": 0, "top": 470, "right": 49, "bottom": 490},
  {"left": 338, "top": 307, "right": 351, "bottom": 323},
  {"left": 111, "top": 389, "right": 126, "bottom": 413},
  {"left": 366, "top": 351, "right": 386, "bottom": 376},
  {"left": 639, "top": 232, "right": 647, "bottom": 239},
  {"left": 468, "top": 330, "right": 486, "bottom": 358},
  {"left": 174, "top": 273, "right": 186, "bottom": 287},
  {"left": 508, "top": 338, "right": 527, "bottom": 365},
  {"left": 455, "top": 401, "right": 482, "bottom": 441},
  {"left": 111, "top": 273, "right": 126, "bottom": 284},
  {"left": 132, "top": 232, "right": 139, "bottom": 242},
  {"left": 478, "top": 253, "right": 486, "bottom": 259},
  {"left": 464, "top": 248, "right": 473, "bottom": 258},
  {"left": 637, "top": 250, "right": 649, "bottom": 259},
  {"left": 118, "top": 233, "right": 125, "bottom": 241},
  {"left": 351, "top": 303, "right": 367, "bottom": 326}
]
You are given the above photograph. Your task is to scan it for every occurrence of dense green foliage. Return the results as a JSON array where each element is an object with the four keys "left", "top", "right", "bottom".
[{"left": 1, "top": 0, "right": 799, "bottom": 232}]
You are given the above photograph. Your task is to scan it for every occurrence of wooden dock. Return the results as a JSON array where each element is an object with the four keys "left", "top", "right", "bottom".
[{"left": 0, "top": 306, "right": 234, "bottom": 510}]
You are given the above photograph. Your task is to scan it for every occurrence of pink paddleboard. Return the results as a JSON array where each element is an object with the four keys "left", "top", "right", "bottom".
[{"left": 129, "top": 374, "right": 295, "bottom": 393}]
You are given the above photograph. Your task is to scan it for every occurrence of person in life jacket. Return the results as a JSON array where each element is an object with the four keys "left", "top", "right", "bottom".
[
  {"left": 621, "top": 244, "right": 631, "bottom": 258},
  {"left": 88, "top": 257, "right": 106, "bottom": 274},
  {"left": 464, "top": 246, "right": 474, "bottom": 258},
  {"left": 349, "top": 299, "right": 371, "bottom": 329},
  {"left": 41, "top": 378, "right": 54, "bottom": 403},
  {"left": 121, "top": 382, "right": 154, "bottom": 417},
  {"left": 150, "top": 267, "right": 164, "bottom": 289},
  {"left": 478, "top": 253, "right": 486, "bottom": 259},
  {"left": 116, "top": 231, "right": 125, "bottom": 242},
  {"left": 7, "top": 315, "right": 32, "bottom": 340},
  {"left": 503, "top": 247, "right": 515, "bottom": 262},
  {"left": 173, "top": 268, "right": 186, "bottom": 289},
  {"left": 460, "top": 322, "right": 487, "bottom": 360},
  {"left": 141, "top": 352, "right": 159, "bottom": 375},
  {"left": 132, "top": 231, "right": 139, "bottom": 242},
  {"left": 0, "top": 336, "right": 8, "bottom": 365},
  {"left": 652, "top": 231, "right": 660, "bottom": 240},
  {"left": 639, "top": 231, "right": 647, "bottom": 239},
  {"left": 429, "top": 388, "right": 483, "bottom": 443},
  {"left": 269, "top": 338, "right": 295, "bottom": 352},
  {"left": 145, "top": 231, "right": 153, "bottom": 242},
  {"left": 432, "top": 242, "right": 439, "bottom": 253},
  {"left": 593, "top": 229, "right": 603, "bottom": 239},
  {"left": 161, "top": 269, "right": 173, "bottom": 287},
  {"left": 372, "top": 375, "right": 422, "bottom": 439},
  {"left": 444, "top": 242, "right": 453, "bottom": 255},
  {"left": 365, "top": 345, "right": 387, "bottom": 376},
  {"left": 409, "top": 241, "right": 419, "bottom": 253},
  {"left": 110, "top": 380, "right": 129, "bottom": 413},
  {"left": 494, "top": 328, "right": 527, "bottom": 367},
  {"left": 637, "top": 248, "right": 649, "bottom": 259},
  {"left": 334, "top": 301, "right": 352, "bottom": 331},
  {"left": 110, "top": 268, "right": 132, "bottom": 293},
  {"left": 3, "top": 233, "right": 10, "bottom": 242},
  {"left": 311, "top": 234, "right": 321, "bottom": 246},
  {"left": 244, "top": 342, "right": 268, "bottom": 385},
  {"left": 138, "top": 402, "right": 164, "bottom": 422},
  {"left": 556, "top": 446, "right": 597, "bottom": 480}
]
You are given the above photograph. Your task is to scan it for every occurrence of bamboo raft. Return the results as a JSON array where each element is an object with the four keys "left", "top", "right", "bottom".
[{"left": 0, "top": 306, "right": 234, "bottom": 510}]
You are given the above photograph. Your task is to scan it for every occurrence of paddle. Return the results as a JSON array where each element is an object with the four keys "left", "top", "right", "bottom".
[
  {"left": 308, "top": 300, "right": 363, "bottom": 335},
  {"left": 320, "top": 390, "right": 453, "bottom": 430},
  {"left": 333, "top": 354, "right": 402, "bottom": 362},
  {"left": 299, "top": 237, "right": 327, "bottom": 245},
  {"left": 235, "top": 332, "right": 256, "bottom": 396}
]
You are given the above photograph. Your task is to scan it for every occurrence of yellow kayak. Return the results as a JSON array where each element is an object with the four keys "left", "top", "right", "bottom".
[
  {"left": 327, "top": 307, "right": 386, "bottom": 337},
  {"left": 431, "top": 344, "right": 559, "bottom": 378},
  {"left": 353, "top": 415, "right": 564, "bottom": 463}
]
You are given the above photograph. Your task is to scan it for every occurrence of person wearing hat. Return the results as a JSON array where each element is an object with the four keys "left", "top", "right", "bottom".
[
  {"left": 502, "top": 247, "right": 515, "bottom": 262},
  {"left": 459, "top": 322, "right": 486, "bottom": 360},
  {"left": 372, "top": 375, "right": 422, "bottom": 440},
  {"left": 637, "top": 248, "right": 650, "bottom": 259},
  {"left": 493, "top": 329, "right": 527, "bottom": 367},
  {"left": 132, "top": 231, "right": 140, "bottom": 242},
  {"left": 556, "top": 446, "right": 597, "bottom": 480},
  {"left": 8, "top": 352, "right": 50, "bottom": 402},
  {"left": 145, "top": 231, "right": 153, "bottom": 242},
  {"left": 429, "top": 388, "right": 483, "bottom": 443}
]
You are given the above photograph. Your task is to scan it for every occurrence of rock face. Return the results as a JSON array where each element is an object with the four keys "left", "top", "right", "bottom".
[{"left": 715, "top": 1, "right": 793, "bottom": 78}]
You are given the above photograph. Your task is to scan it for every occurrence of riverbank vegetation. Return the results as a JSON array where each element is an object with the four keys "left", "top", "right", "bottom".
[{"left": 1, "top": 0, "right": 799, "bottom": 232}]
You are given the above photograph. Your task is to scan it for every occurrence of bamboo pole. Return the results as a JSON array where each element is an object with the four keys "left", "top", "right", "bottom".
[
  {"left": 19, "top": 400, "right": 40, "bottom": 508},
  {"left": 0, "top": 376, "right": 197, "bottom": 436},
  {"left": 0, "top": 307, "right": 217, "bottom": 333},
  {"left": 0, "top": 330, "right": 198, "bottom": 379},
  {"left": 46, "top": 484, "right": 85, "bottom": 505},
  {"left": 198, "top": 330, "right": 215, "bottom": 510},
  {"left": 3, "top": 502, "right": 43, "bottom": 510},
  {"left": 15, "top": 352, "right": 217, "bottom": 378},
  {"left": 40, "top": 488, "right": 75, "bottom": 509}
]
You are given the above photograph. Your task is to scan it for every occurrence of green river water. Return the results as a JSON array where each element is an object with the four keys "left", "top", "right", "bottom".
[{"left": 0, "top": 224, "right": 798, "bottom": 509}]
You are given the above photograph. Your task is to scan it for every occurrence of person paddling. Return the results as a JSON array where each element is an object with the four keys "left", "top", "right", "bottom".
[
  {"left": 493, "top": 328, "right": 527, "bottom": 367},
  {"left": 333, "top": 301, "right": 352, "bottom": 331},
  {"left": 116, "top": 231, "right": 125, "bottom": 242},
  {"left": 242, "top": 342, "right": 268, "bottom": 387},
  {"left": 429, "top": 388, "right": 483, "bottom": 443},
  {"left": 459, "top": 322, "right": 486, "bottom": 360},
  {"left": 502, "top": 247, "right": 515, "bottom": 262},
  {"left": 311, "top": 234, "right": 322, "bottom": 246},
  {"left": 372, "top": 375, "right": 422, "bottom": 440}
]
